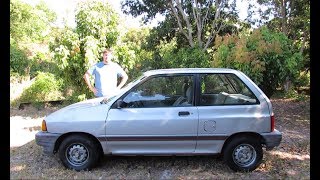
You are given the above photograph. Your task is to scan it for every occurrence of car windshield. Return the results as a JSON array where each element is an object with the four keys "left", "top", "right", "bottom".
[
  {"left": 100, "top": 74, "right": 146, "bottom": 104},
  {"left": 122, "top": 74, "right": 145, "bottom": 89}
]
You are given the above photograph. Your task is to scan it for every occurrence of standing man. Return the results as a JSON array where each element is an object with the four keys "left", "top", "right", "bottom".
[{"left": 83, "top": 48, "right": 128, "bottom": 98}]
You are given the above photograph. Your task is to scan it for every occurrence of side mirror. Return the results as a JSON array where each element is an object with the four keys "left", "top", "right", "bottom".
[{"left": 116, "top": 99, "right": 126, "bottom": 109}]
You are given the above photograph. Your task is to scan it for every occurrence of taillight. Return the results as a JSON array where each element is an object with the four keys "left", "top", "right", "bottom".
[
  {"left": 271, "top": 114, "right": 275, "bottom": 132},
  {"left": 41, "top": 120, "right": 47, "bottom": 131}
]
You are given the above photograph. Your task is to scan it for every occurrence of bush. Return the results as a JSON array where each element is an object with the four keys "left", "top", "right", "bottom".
[
  {"left": 29, "top": 51, "right": 61, "bottom": 79},
  {"left": 10, "top": 44, "right": 30, "bottom": 76},
  {"left": 142, "top": 38, "right": 211, "bottom": 70},
  {"left": 171, "top": 47, "right": 211, "bottom": 68},
  {"left": 213, "top": 27, "right": 303, "bottom": 97},
  {"left": 293, "top": 71, "right": 310, "bottom": 88},
  {"left": 284, "top": 88, "right": 309, "bottom": 102},
  {"left": 17, "top": 72, "right": 64, "bottom": 103},
  {"left": 64, "top": 92, "right": 90, "bottom": 104}
]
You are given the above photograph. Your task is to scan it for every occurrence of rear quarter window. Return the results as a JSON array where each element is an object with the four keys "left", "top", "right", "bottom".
[{"left": 199, "top": 73, "right": 259, "bottom": 106}]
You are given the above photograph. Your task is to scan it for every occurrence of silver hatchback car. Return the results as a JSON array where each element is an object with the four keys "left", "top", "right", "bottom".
[{"left": 35, "top": 68, "right": 282, "bottom": 172}]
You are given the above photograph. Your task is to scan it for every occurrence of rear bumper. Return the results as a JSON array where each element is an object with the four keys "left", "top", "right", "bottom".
[
  {"left": 35, "top": 131, "right": 61, "bottom": 155},
  {"left": 260, "top": 129, "right": 282, "bottom": 150}
]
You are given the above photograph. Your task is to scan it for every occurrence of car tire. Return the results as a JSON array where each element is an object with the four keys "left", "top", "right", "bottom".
[
  {"left": 223, "top": 136, "right": 263, "bottom": 172},
  {"left": 58, "top": 134, "right": 100, "bottom": 171}
]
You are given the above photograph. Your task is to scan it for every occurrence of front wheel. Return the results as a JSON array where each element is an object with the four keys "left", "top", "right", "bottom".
[
  {"left": 58, "top": 134, "right": 101, "bottom": 171},
  {"left": 223, "top": 136, "right": 263, "bottom": 172}
]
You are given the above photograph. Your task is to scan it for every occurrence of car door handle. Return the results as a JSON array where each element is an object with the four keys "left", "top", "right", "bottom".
[{"left": 178, "top": 111, "right": 190, "bottom": 116}]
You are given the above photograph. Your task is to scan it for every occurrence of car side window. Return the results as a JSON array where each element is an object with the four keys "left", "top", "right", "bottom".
[
  {"left": 122, "top": 75, "right": 194, "bottom": 108},
  {"left": 199, "top": 73, "right": 258, "bottom": 106}
]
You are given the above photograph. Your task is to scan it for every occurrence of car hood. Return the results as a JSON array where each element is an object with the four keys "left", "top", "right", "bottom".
[{"left": 45, "top": 97, "right": 111, "bottom": 123}]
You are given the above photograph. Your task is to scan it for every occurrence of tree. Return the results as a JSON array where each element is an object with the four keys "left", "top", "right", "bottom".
[
  {"left": 50, "top": 0, "right": 120, "bottom": 99},
  {"left": 75, "top": 0, "right": 119, "bottom": 49},
  {"left": 10, "top": 0, "right": 57, "bottom": 44},
  {"left": 10, "top": 0, "right": 57, "bottom": 78},
  {"left": 122, "top": 0, "right": 241, "bottom": 50},
  {"left": 248, "top": 0, "right": 309, "bottom": 70},
  {"left": 114, "top": 27, "right": 152, "bottom": 79},
  {"left": 213, "top": 27, "right": 303, "bottom": 97},
  {"left": 237, "top": 0, "right": 309, "bottom": 91}
]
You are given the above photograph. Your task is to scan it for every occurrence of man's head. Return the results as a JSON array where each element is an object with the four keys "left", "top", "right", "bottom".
[{"left": 102, "top": 48, "right": 113, "bottom": 64}]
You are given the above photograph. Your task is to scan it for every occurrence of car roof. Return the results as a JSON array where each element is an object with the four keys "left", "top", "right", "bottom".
[{"left": 143, "top": 68, "right": 239, "bottom": 76}]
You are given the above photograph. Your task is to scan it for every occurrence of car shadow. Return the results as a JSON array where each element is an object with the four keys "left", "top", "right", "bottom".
[{"left": 10, "top": 139, "right": 309, "bottom": 179}]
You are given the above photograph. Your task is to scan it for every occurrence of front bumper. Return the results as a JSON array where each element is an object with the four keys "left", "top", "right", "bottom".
[
  {"left": 35, "top": 131, "right": 61, "bottom": 155},
  {"left": 261, "top": 129, "right": 282, "bottom": 150}
]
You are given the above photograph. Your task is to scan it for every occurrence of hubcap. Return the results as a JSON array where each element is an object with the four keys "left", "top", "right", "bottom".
[
  {"left": 232, "top": 144, "right": 256, "bottom": 167},
  {"left": 65, "top": 143, "right": 89, "bottom": 167}
]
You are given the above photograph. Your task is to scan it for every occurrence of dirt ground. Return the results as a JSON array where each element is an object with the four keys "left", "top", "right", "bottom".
[{"left": 10, "top": 98, "right": 310, "bottom": 179}]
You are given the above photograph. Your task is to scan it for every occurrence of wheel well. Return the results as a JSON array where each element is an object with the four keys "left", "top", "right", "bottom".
[
  {"left": 221, "top": 132, "right": 263, "bottom": 154},
  {"left": 54, "top": 132, "right": 103, "bottom": 156}
]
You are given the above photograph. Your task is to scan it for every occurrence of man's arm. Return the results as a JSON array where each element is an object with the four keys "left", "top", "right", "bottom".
[
  {"left": 83, "top": 72, "right": 97, "bottom": 94},
  {"left": 117, "top": 71, "right": 128, "bottom": 89}
]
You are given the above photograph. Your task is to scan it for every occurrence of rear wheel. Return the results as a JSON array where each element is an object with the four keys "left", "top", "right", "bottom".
[
  {"left": 58, "top": 134, "right": 101, "bottom": 171},
  {"left": 223, "top": 136, "right": 263, "bottom": 172}
]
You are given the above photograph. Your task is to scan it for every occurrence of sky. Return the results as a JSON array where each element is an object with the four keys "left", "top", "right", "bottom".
[{"left": 21, "top": 0, "right": 260, "bottom": 29}]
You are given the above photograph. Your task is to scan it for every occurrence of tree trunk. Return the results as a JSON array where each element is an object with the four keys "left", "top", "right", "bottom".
[
  {"left": 300, "top": 30, "right": 307, "bottom": 54},
  {"left": 283, "top": 76, "right": 292, "bottom": 92},
  {"left": 280, "top": 0, "right": 287, "bottom": 35}
]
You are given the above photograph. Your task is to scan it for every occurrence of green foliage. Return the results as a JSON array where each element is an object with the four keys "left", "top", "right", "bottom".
[
  {"left": 17, "top": 72, "right": 64, "bottom": 103},
  {"left": 284, "top": 88, "right": 309, "bottom": 102},
  {"left": 50, "top": 30, "right": 92, "bottom": 98},
  {"left": 30, "top": 51, "right": 60, "bottom": 79},
  {"left": 35, "top": 1, "right": 57, "bottom": 23},
  {"left": 114, "top": 46, "right": 136, "bottom": 71},
  {"left": 49, "top": 27, "right": 83, "bottom": 86},
  {"left": 10, "top": 0, "right": 34, "bottom": 42},
  {"left": 10, "top": 0, "right": 57, "bottom": 43},
  {"left": 140, "top": 38, "right": 211, "bottom": 70},
  {"left": 113, "top": 28, "right": 152, "bottom": 80},
  {"left": 156, "top": 38, "right": 178, "bottom": 68},
  {"left": 49, "top": 1, "right": 120, "bottom": 100},
  {"left": 253, "top": 0, "right": 310, "bottom": 72},
  {"left": 10, "top": 43, "right": 30, "bottom": 76},
  {"left": 65, "top": 92, "right": 89, "bottom": 104},
  {"left": 10, "top": 0, "right": 57, "bottom": 82},
  {"left": 213, "top": 27, "right": 303, "bottom": 97},
  {"left": 76, "top": 0, "right": 119, "bottom": 48},
  {"left": 293, "top": 71, "right": 310, "bottom": 87},
  {"left": 122, "top": 0, "right": 243, "bottom": 49},
  {"left": 172, "top": 47, "right": 211, "bottom": 68}
]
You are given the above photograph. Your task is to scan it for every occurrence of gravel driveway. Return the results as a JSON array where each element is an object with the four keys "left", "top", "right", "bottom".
[
  {"left": 10, "top": 106, "right": 58, "bottom": 147},
  {"left": 10, "top": 117, "right": 42, "bottom": 147}
]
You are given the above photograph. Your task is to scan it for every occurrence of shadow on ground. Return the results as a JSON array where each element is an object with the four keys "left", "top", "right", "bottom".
[{"left": 10, "top": 141, "right": 309, "bottom": 179}]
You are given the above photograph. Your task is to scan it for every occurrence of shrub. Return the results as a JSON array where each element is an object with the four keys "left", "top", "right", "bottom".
[
  {"left": 213, "top": 27, "right": 303, "bottom": 97},
  {"left": 142, "top": 38, "right": 211, "bottom": 70},
  {"left": 293, "top": 71, "right": 310, "bottom": 88},
  {"left": 29, "top": 51, "right": 61, "bottom": 79},
  {"left": 284, "top": 88, "right": 309, "bottom": 102},
  {"left": 18, "top": 72, "right": 64, "bottom": 103},
  {"left": 10, "top": 44, "right": 30, "bottom": 76},
  {"left": 171, "top": 47, "right": 211, "bottom": 68}
]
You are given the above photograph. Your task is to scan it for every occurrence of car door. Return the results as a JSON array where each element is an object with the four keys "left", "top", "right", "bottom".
[
  {"left": 105, "top": 74, "right": 199, "bottom": 154},
  {"left": 195, "top": 73, "right": 270, "bottom": 153}
]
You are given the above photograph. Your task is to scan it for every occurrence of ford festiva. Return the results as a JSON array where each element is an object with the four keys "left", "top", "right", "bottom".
[{"left": 35, "top": 68, "right": 282, "bottom": 172}]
